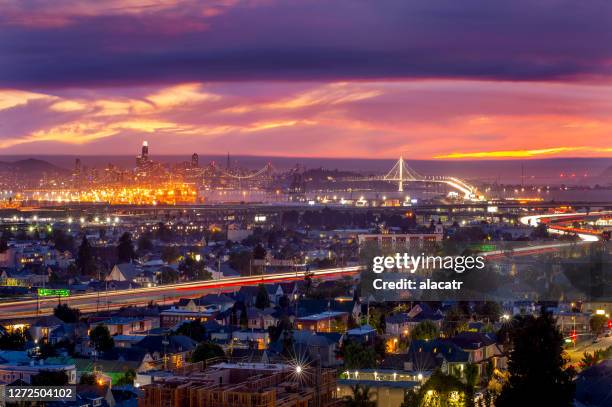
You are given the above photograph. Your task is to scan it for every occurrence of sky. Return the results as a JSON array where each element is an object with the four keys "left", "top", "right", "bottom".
[{"left": 1, "top": 0, "right": 612, "bottom": 159}]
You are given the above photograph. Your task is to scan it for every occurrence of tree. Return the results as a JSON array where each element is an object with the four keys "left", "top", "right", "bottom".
[
  {"left": 115, "top": 369, "right": 136, "bottom": 386},
  {"left": 402, "top": 370, "right": 471, "bottom": 407},
  {"left": 475, "top": 301, "right": 501, "bottom": 323},
  {"left": 0, "top": 237, "right": 8, "bottom": 253},
  {"left": 496, "top": 312, "right": 575, "bottom": 407},
  {"left": 239, "top": 309, "right": 249, "bottom": 329},
  {"left": 158, "top": 266, "right": 179, "bottom": 284},
  {"left": 54, "top": 303, "right": 81, "bottom": 323},
  {"left": 343, "top": 384, "right": 376, "bottom": 407},
  {"left": 31, "top": 370, "right": 69, "bottom": 386},
  {"left": 278, "top": 294, "right": 290, "bottom": 309},
  {"left": 0, "top": 331, "right": 26, "bottom": 350},
  {"left": 580, "top": 351, "right": 599, "bottom": 368},
  {"left": 580, "top": 347, "right": 611, "bottom": 367},
  {"left": 465, "top": 363, "right": 480, "bottom": 388},
  {"left": 253, "top": 244, "right": 267, "bottom": 260},
  {"left": 190, "top": 342, "right": 225, "bottom": 363},
  {"left": 589, "top": 314, "right": 607, "bottom": 335},
  {"left": 161, "top": 246, "right": 181, "bottom": 264},
  {"left": 38, "top": 342, "right": 58, "bottom": 359},
  {"left": 410, "top": 320, "right": 439, "bottom": 341},
  {"left": 76, "top": 236, "right": 96, "bottom": 276},
  {"left": 79, "top": 373, "right": 97, "bottom": 385},
  {"left": 400, "top": 389, "right": 419, "bottom": 407},
  {"left": 137, "top": 234, "right": 154, "bottom": 253},
  {"left": 304, "top": 271, "right": 314, "bottom": 297},
  {"left": 116, "top": 232, "right": 136, "bottom": 263},
  {"left": 255, "top": 284, "right": 270, "bottom": 309},
  {"left": 175, "top": 319, "right": 207, "bottom": 342},
  {"left": 443, "top": 306, "right": 468, "bottom": 336},
  {"left": 89, "top": 325, "right": 114, "bottom": 353},
  {"left": 342, "top": 340, "right": 377, "bottom": 370},
  {"left": 178, "top": 256, "right": 211, "bottom": 280},
  {"left": 229, "top": 249, "right": 253, "bottom": 276},
  {"left": 51, "top": 229, "right": 75, "bottom": 252}
]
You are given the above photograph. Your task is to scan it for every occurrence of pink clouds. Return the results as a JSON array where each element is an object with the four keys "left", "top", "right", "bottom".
[{"left": 0, "top": 80, "right": 610, "bottom": 158}]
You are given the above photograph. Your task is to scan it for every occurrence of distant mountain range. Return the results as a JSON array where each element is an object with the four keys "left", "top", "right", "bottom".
[{"left": 0, "top": 158, "right": 69, "bottom": 175}]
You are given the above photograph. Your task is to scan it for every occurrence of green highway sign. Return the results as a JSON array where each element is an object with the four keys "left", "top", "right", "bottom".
[
  {"left": 38, "top": 288, "right": 70, "bottom": 297},
  {"left": 471, "top": 243, "right": 497, "bottom": 252}
]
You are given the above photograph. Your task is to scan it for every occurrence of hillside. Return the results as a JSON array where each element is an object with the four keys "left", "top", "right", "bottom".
[{"left": 0, "top": 158, "right": 69, "bottom": 175}]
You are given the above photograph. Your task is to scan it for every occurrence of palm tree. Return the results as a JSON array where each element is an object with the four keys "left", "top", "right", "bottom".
[{"left": 343, "top": 384, "right": 376, "bottom": 407}]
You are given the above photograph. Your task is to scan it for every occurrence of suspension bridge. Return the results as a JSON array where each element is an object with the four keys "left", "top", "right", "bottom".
[
  {"left": 205, "top": 157, "right": 479, "bottom": 199},
  {"left": 343, "top": 157, "right": 478, "bottom": 199},
  {"left": 213, "top": 162, "right": 274, "bottom": 180}
]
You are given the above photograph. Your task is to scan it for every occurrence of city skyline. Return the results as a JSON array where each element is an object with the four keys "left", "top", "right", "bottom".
[{"left": 1, "top": 1, "right": 611, "bottom": 158}]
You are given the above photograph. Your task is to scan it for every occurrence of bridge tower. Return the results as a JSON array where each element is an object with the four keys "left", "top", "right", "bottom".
[
  {"left": 384, "top": 156, "right": 421, "bottom": 192},
  {"left": 399, "top": 156, "right": 403, "bottom": 192}
]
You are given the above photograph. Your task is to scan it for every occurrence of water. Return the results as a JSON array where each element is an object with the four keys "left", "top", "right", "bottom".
[{"left": 0, "top": 155, "right": 610, "bottom": 187}]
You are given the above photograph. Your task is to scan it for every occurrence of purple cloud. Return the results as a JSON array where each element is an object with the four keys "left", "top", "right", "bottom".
[{"left": 1, "top": 0, "right": 612, "bottom": 88}]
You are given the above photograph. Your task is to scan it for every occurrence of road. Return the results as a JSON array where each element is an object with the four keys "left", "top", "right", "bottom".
[
  {"left": 481, "top": 241, "right": 592, "bottom": 259},
  {"left": 519, "top": 211, "right": 612, "bottom": 241},
  {"left": 565, "top": 335, "right": 612, "bottom": 365},
  {"left": 0, "top": 266, "right": 362, "bottom": 320},
  {"left": 0, "top": 236, "right": 593, "bottom": 320}
]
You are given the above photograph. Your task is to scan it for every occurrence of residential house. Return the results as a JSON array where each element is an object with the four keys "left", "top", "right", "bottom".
[
  {"left": 450, "top": 332, "right": 507, "bottom": 375},
  {"left": 29, "top": 315, "right": 63, "bottom": 343},
  {"left": 295, "top": 311, "right": 348, "bottom": 333},
  {"left": 134, "top": 335, "right": 198, "bottom": 371},
  {"left": 0, "top": 350, "right": 76, "bottom": 384},
  {"left": 245, "top": 307, "right": 278, "bottom": 330},
  {"left": 347, "top": 324, "right": 377, "bottom": 344},
  {"left": 92, "top": 317, "right": 157, "bottom": 336}
]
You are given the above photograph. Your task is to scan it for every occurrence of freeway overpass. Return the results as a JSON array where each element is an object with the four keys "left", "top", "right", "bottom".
[
  {"left": 519, "top": 211, "right": 612, "bottom": 241},
  {"left": 0, "top": 266, "right": 362, "bottom": 321}
]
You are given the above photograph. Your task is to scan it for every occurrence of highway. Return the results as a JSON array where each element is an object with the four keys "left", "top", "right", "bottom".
[
  {"left": 0, "top": 266, "right": 362, "bottom": 320},
  {"left": 565, "top": 335, "right": 612, "bottom": 365},
  {"left": 519, "top": 211, "right": 612, "bottom": 241},
  {"left": 481, "top": 241, "right": 592, "bottom": 259}
]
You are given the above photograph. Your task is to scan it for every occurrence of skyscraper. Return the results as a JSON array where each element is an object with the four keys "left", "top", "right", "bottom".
[
  {"left": 191, "top": 153, "right": 199, "bottom": 168},
  {"left": 74, "top": 158, "right": 82, "bottom": 174},
  {"left": 136, "top": 141, "right": 150, "bottom": 167},
  {"left": 141, "top": 141, "right": 149, "bottom": 160}
]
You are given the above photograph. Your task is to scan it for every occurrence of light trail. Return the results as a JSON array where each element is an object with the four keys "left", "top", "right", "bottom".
[
  {"left": 519, "top": 211, "right": 611, "bottom": 242},
  {"left": 0, "top": 266, "right": 362, "bottom": 319}
]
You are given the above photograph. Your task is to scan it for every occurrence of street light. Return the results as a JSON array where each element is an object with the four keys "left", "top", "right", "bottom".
[{"left": 295, "top": 365, "right": 303, "bottom": 374}]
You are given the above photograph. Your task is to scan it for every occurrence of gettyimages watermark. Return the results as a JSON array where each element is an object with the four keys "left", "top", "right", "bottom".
[
  {"left": 371, "top": 253, "right": 486, "bottom": 291},
  {"left": 360, "top": 240, "right": 612, "bottom": 302}
]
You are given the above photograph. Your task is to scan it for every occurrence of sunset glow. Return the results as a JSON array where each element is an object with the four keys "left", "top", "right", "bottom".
[{"left": 1, "top": 1, "right": 611, "bottom": 159}]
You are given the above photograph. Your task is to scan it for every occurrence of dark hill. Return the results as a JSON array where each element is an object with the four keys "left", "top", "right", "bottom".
[{"left": 0, "top": 158, "right": 69, "bottom": 175}]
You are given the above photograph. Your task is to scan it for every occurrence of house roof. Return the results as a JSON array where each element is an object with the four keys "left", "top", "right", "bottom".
[
  {"left": 408, "top": 339, "right": 469, "bottom": 364},
  {"left": 450, "top": 332, "right": 496, "bottom": 350},
  {"left": 296, "top": 299, "right": 356, "bottom": 317},
  {"left": 198, "top": 293, "right": 235, "bottom": 305},
  {"left": 386, "top": 313, "right": 411, "bottom": 324},
  {"left": 293, "top": 330, "right": 340, "bottom": 347},
  {"left": 297, "top": 311, "right": 347, "bottom": 321},
  {"left": 135, "top": 335, "right": 198, "bottom": 354},
  {"left": 575, "top": 360, "right": 612, "bottom": 407},
  {"left": 112, "top": 263, "right": 141, "bottom": 280},
  {"left": 32, "top": 315, "right": 63, "bottom": 327},
  {"left": 246, "top": 307, "right": 277, "bottom": 319},
  {"left": 347, "top": 324, "right": 376, "bottom": 336}
]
